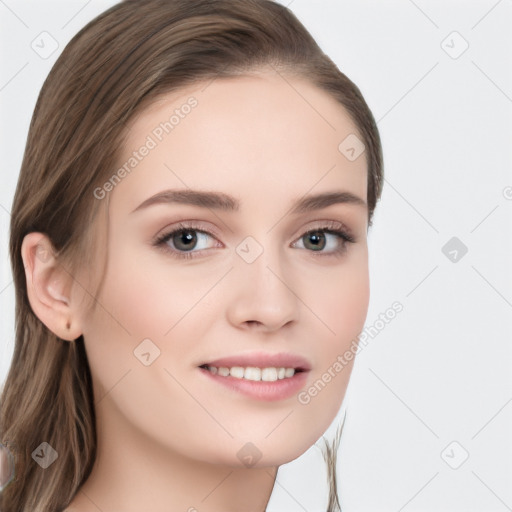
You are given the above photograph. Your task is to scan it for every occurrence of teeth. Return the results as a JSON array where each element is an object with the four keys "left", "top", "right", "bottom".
[
  {"left": 244, "top": 367, "right": 261, "bottom": 381},
  {"left": 206, "top": 365, "right": 296, "bottom": 381},
  {"left": 230, "top": 366, "right": 245, "bottom": 379},
  {"left": 261, "top": 367, "right": 278, "bottom": 381}
]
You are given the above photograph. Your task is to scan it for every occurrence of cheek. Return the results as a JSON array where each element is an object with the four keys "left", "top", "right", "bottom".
[
  {"left": 92, "top": 247, "right": 217, "bottom": 339},
  {"left": 325, "top": 264, "right": 370, "bottom": 345},
  {"left": 301, "top": 246, "right": 370, "bottom": 349},
  {"left": 80, "top": 245, "right": 226, "bottom": 396},
  {"left": 293, "top": 250, "right": 369, "bottom": 434}
]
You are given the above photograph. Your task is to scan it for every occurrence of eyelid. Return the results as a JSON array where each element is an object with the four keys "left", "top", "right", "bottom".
[
  {"left": 296, "top": 219, "right": 355, "bottom": 241},
  {"left": 153, "top": 220, "right": 222, "bottom": 244}
]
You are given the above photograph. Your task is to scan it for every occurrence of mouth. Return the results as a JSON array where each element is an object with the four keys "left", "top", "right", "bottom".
[
  {"left": 198, "top": 364, "right": 307, "bottom": 381},
  {"left": 196, "top": 352, "right": 311, "bottom": 401},
  {"left": 197, "top": 351, "right": 311, "bottom": 380}
]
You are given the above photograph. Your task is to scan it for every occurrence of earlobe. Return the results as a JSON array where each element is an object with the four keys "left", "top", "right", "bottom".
[{"left": 21, "top": 232, "right": 82, "bottom": 341}]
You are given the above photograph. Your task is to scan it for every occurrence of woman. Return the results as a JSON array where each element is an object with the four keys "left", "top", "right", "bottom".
[{"left": 0, "top": 0, "right": 383, "bottom": 510}]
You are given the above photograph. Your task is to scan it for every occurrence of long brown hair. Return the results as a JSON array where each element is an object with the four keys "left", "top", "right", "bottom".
[{"left": 0, "top": 1, "right": 383, "bottom": 510}]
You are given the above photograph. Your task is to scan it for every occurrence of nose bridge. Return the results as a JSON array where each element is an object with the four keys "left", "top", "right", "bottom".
[{"left": 226, "top": 234, "right": 299, "bottom": 330}]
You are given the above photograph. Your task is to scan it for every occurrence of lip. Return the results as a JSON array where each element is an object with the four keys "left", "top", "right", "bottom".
[
  {"left": 198, "top": 351, "right": 312, "bottom": 371},
  {"left": 198, "top": 366, "right": 310, "bottom": 401}
]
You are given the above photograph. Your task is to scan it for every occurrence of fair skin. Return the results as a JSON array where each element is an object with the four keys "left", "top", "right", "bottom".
[{"left": 22, "top": 68, "right": 369, "bottom": 511}]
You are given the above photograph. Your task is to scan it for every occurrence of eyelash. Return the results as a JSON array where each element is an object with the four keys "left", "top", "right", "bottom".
[{"left": 152, "top": 220, "right": 356, "bottom": 260}]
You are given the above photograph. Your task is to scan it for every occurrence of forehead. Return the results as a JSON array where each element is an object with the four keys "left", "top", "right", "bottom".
[{"left": 111, "top": 69, "right": 367, "bottom": 214}]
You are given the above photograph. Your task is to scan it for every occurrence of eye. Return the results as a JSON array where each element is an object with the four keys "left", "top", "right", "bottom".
[
  {"left": 153, "top": 220, "right": 356, "bottom": 260},
  {"left": 292, "top": 223, "right": 355, "bottom": 257},
  {"left": 153, "top": 222, "right": 220, "bottom": 260}
]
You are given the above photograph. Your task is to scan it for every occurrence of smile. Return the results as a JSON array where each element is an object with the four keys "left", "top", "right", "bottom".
[{"left": 200, "top": 365, "right": 300, "bottom": 381}]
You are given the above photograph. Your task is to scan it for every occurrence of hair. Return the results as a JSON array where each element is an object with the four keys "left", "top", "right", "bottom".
[{"left": 0, "top": 0, "right": 383, "bottom": 510}]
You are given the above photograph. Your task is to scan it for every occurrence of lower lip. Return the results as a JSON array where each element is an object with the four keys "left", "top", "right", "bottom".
[{"left": 198, "top": 367, "right": 309, "bottom": 402}]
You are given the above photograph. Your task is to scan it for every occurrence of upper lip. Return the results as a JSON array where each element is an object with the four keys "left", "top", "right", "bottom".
[{"left": 199, "top": 352, "right": 312, "bottom": 371}]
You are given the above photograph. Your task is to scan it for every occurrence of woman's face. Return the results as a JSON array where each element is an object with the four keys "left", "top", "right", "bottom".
[{"left": 76, "top": 69, "right": 369, "bottom": 467}]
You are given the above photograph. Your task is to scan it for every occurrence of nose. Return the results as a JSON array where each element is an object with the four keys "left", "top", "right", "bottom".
[{"left": 225, "top": 245, "right": 300, "bottom": 333}]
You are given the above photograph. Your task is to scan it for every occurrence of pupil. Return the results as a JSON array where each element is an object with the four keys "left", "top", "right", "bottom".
[{"left": 174, "top": 230, "right": 197, "bottom": 251}]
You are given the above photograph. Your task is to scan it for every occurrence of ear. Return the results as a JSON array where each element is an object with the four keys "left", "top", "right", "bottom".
[{"left": 21, "top": 232, "right": 83, "bottom": 341}]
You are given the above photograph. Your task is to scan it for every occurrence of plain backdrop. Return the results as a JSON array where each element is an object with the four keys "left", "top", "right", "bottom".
[{"left": 1, "top": 1, "right": 511, "bottom": 510}]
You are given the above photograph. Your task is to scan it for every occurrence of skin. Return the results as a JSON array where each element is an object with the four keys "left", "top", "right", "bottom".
[{"left": 22, "top": 67, "right": 369, "bottom": 512}]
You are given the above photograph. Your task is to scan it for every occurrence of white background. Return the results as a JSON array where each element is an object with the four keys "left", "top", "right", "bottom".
[{"left": 1, "top": 1, "right": 511, "bottom": 511}]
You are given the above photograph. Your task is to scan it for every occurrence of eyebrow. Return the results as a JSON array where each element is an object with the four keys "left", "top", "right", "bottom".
[{"left": 130, "top": 189, "right": 366, "bottom": 215}]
